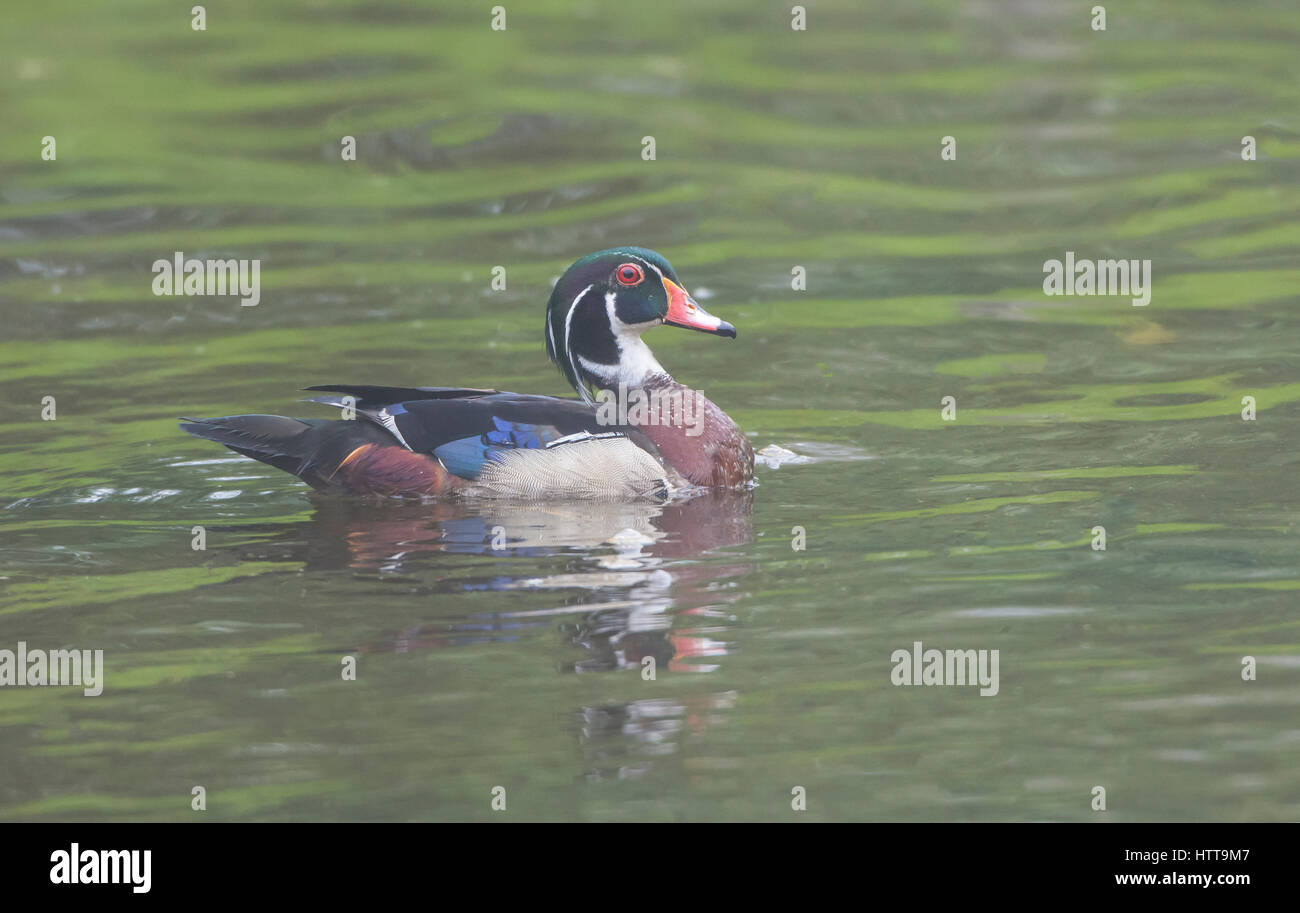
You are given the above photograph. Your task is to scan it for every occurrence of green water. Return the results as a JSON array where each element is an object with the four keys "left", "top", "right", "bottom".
[{"left": 2, "top": 0, "right": 1298, "bottom": 821}]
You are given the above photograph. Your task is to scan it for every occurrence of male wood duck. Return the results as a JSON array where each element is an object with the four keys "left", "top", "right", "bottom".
[{"left": 181, "top": 247, "right": 754, "bottom": 499}]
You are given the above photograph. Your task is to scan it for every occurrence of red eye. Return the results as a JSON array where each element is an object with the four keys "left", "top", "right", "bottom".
[{"left": 616, "top": 263, "right": 644, "bottom": 286}]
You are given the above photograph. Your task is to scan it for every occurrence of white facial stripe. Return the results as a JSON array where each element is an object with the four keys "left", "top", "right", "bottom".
[
  {"left": 563, "top": 284, "right": 593, "bottom": 352},
  {"left": 577, "top": 352, "right": 614, "bottom": 381},
  {"left": 564, "top": 283, "right": 596, "bottom": 403},
  {"left": 638, "top": 257, "right": 664, "bottom": 279},
  {"left": 604, "top": 290, "right": 658, "bottom": 333},
  {"left": 547, "top": 295, "right": 559, "bottom": 356},
  {"left": 601, "top": 290, "right": 666, "bottom": 385}
]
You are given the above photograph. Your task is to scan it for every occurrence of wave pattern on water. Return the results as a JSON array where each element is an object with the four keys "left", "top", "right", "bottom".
[{"left": 0, "top": 0, "right": 1297, "bottom": 821}]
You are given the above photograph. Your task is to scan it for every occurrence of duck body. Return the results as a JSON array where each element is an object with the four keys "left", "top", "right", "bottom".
[{"left": 181, "top": 248, "right": 753, "bottom": 500}]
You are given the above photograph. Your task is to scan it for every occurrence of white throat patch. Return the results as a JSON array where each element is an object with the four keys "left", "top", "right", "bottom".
[{"left": 576, "top": 291, "right": 665, "bottom": 387}]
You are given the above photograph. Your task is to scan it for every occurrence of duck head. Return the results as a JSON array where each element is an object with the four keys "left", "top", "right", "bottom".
[{"left": 545, "top": 247, "right": 735, "bottom": 403}]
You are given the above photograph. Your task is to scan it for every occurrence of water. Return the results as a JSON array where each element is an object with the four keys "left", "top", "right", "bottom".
[{"left": 1, "top": 0, "right": 1298, "bottom": 821}]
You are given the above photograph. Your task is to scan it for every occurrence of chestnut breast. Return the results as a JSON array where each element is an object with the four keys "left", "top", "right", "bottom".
[{"left": 632, "top": 381, "right": 753, "bottom": 488}]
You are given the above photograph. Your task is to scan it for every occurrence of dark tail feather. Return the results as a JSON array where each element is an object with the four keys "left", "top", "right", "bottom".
[
  {"left": 180, "top": 414, "right": 392, "bottom": 490},
  {"left": 179, "top": 414, "right": 317, "bottom": 475}
]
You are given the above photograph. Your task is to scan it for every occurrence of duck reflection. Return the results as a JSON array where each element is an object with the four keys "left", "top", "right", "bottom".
[
  {"left": 233, "top": 491, "right": 754, "bottom": 781},
  {"left": 290, "top": 491, "right": 753, "bottom": 676},
  {"left": 577, "top": 691, "right": 740, "bottom": 782}
]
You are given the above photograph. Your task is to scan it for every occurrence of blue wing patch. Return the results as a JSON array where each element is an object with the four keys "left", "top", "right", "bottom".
[
  {"left": 434, "top": 417, "right": 563, "bottom": 479},
  {"left": 485, "top": 416, "right": 547, "bottom": 449}
]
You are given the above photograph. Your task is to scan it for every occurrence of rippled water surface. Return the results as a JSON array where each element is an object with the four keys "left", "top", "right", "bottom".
[{"left": 2, "top": 0, "right": 1298, "bottom": 821}]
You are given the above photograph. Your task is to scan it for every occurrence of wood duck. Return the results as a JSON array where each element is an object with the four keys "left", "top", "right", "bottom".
[{"left": 181, "top": 247, "right": 754, "bottom": 499}]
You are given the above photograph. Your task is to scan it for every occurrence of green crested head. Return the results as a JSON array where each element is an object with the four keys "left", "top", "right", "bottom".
[{"left": 544, "top": 247, "right": 735, "bottom": 401}]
